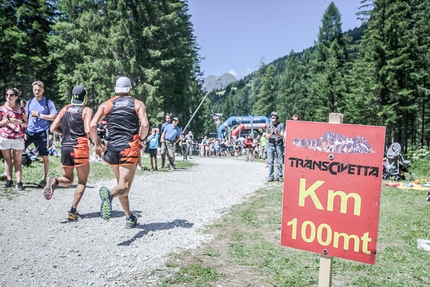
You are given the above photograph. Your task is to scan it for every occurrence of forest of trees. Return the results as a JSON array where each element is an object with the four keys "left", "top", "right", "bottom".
[
  {"left": 210, "top": 0, "right": 430, "bottom": 152},
  {"left": 1, "top": 0, "right": 430, "bottom": 152},
  {"left": 0, "top": 0, "right": 208, "bottom": 135}
]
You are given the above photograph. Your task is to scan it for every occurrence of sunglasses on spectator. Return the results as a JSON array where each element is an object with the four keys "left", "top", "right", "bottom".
[{"left": 5, "top": 94, "right": 16, "bottom": 97}]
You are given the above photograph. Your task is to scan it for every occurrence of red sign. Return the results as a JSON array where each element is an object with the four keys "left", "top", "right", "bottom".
[{"left": 281, "top": 121, "right": 386, "bottom": 264}]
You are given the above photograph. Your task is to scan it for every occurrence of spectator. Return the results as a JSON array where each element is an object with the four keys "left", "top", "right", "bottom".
[
  {"left": 260, "top": 132, "right": 268, "bottom": 167},
  {"left": 161, "top": 117, "right": 180, "bottom": 169},
  {"left": 47, "top": 134, "right": 59, "bottom": 156},
  {"left": 244, "top": 134, "right": 254, "bottom": 162},
  {"left": 160, "top": 113, "right": 172, "bottom": 168},
  {"left": 147, "top": 127, "right": 159, "bottom": 170},
  {"left": 265, "top": 111, "right": 285, "bottom": 182},
  {"left": 97, "top": 120, "right": 107, "bottom": 144},
  {"left": 185, "top": 131, "right": 194, "bottom": 159},
  {"left": 0, "top": 88, "right": 28, "bottom": 189},
  {"left": 179, "top": 134, "right": 188, "bottom": 161},
  {"left": 25, "top": 81, "right": 58, "bottom": 187}
]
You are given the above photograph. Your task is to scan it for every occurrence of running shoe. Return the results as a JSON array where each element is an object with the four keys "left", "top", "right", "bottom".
[
  {"left": 16, "top": 182, "right": 25, "bottom": 190},
  {"left": 99, "top": 186, "right": 112, "bottom": 220},
  {"left": 125, "top": 214, "right": 138, "bottom": 229},
  {"left": 3, "top": 180, "right": 13, "bottom": 188},
  {"left": 43, "top": 176, "right": 57, "bottom": 200},
  {"left": 38, "top": 178, "right": 46, "bottom": 188},
  {"left": 67, "top": 210, "right": 83, "bottom": 221}
]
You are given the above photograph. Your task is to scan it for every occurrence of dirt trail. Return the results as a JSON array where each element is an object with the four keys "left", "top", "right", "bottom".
[{"left": 0, "top": 157, "right": 267, "bottom": 286}]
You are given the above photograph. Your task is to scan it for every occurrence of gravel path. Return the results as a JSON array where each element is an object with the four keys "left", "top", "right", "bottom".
[{"left": 0, "top": 156, "right": 267, "bottom": 286}]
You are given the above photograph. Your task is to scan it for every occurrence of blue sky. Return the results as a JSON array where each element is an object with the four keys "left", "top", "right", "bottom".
[{"left": 187, "top": 0, "right": 363, "bottom": 79}]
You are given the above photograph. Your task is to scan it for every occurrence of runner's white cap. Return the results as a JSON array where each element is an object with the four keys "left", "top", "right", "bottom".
[{"left": 115, "top": 76, "right": 131, "bottom": 93}]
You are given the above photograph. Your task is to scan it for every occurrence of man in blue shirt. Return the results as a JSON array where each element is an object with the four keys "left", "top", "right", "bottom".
[
  {"left": 25, "top": 81, "right": 58, "bottom": 187},
  {"left": 161, "top": 117, "right": 180, "bottom": 169}
]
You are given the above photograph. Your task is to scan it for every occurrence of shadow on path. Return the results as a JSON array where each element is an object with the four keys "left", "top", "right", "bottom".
[{"left": 118, "top": 219, "right": 193, "bottom": 246}]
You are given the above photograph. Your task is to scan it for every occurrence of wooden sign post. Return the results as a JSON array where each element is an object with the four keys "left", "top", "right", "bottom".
[
  {"left": 281, "top": 113, "right": 385, "bottom": 286},
  {"left": 318, "top": 113, "right": 342, "bottom": 287}
]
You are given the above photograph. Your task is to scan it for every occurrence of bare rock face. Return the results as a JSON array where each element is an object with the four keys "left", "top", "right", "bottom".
[{"left": 202, "top": 73, "right": 237, "bottom": 91}]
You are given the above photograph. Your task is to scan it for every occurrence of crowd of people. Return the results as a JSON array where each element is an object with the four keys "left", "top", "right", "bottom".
[
  {"left": 0, "top": 76, "right": 298, "bottom": 228},
  {"left": 0, "top": 78, "right": 149, "bottom": 228}
]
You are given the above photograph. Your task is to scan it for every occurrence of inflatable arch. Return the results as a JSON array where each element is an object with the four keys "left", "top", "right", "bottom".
[
  {"left": 217, "top": 116, "right": 269, "bottom": 139},
  {"left": 231, "top": 123, "right": 268, "bottom": 138}
]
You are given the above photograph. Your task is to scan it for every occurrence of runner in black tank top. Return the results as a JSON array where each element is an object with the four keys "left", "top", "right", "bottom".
[
  {"left": 104, "top": 96, "right": 139, "bottom": 151},
  {"left": 90, "top": 76, "right": 149, "bottom": 229},
  {"left": 43, "top": 86, "right": 93, "bottom": 221},
  {"left": 61, "top": 104, "right": 87, "bottom": 147}
]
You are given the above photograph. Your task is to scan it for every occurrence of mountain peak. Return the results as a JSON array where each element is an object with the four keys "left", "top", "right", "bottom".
[{"left": 202, "top": 73, "right": 237, "bottom": 91}]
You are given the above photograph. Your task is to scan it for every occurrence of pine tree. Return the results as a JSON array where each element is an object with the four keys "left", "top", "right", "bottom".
[
  {"left": 253, "top": 64, "right": 276, "bottom": 116},
  {"left": 312, "top": 2, "right": 351, "bottom": 120},
  {"left": 0, "top": 0, "right": 57, "bottom": 97}
]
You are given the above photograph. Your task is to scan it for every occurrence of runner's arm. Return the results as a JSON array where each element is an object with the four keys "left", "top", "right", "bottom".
[
  {"left": 90, "top": 102, "right": 107, "bottom": 154},
  {"left": 83, "top": 107, "right": 94, "bottom": 138},
  {"left": 50, "top": 107, "right": 65, "bottom": 135},
  {"left": 136, "top": 100, "right": 149, "bottom": 141}
]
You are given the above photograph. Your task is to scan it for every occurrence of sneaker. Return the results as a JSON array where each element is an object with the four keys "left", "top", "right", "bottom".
[
  {"left": 99, "top": 186, "right": 112, "bottom": 220},
  {"left": 3, "top": 180, "right": 13, "bottom": 188},
  {"left": 38, "top": 178, "right": 46, "bottom": 188},
  {"left": 67, "top": 210, "right": 83, "bottom": 221},
  {"left": 267, "top": 178, "right": 274, "bottom": 182},
  {"left": 16, "top": 182, "right": 25, "bottom": 190},
  {"left": 277, "top": 178, "right": 283, "bottom": 182},
  {"left": 43, "top": 176, "right": 57, "bottom": 200},
  {"left": 125, "top": 214, "right": 138, "bottom": 229},
  {"left": 136, "top": 165, "right": 142, "bottom": 171}
]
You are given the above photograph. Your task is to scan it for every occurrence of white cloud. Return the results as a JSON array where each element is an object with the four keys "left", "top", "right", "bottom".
[
  {"left": 242, "top": 68, "right": 253, "bottom": 77},
  {"left": 228, "top": 70, "right": 238, "bottom": 76}
]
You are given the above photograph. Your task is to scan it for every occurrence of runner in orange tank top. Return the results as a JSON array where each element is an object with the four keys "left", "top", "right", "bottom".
[{"left": 90, "top": 76, "right": 149, "bottom": 228}]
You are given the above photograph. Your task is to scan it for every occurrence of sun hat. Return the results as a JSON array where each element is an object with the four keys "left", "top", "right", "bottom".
[
  {"left": 270, "top": 111, "right": 279, "bottom": 118},
  {"left": 114, "top": 76, "right": 131, "bottom": 93},
  {"left": 71, "top": 86, "right": 87, "bottom": 105}
]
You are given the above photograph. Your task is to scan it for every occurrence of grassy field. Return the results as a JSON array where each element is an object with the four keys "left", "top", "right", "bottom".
[
  {"left": 139, "top": 178, "right": 430, "bottom": 286},
  {"left": 2, "top": 153, "right": 430, "bottom": 286},
  {"left": 0, "top": 151, "right": 193, "bottom": 199}
]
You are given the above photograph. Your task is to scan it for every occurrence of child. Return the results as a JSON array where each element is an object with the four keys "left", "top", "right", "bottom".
[
  {"left": 147, "top": 127, "right": 159, "bottom": 170},
  {"left": 48, "top": 135, "right": 59, "bottom": 156}
]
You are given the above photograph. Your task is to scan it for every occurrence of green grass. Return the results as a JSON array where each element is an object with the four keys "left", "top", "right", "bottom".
[
  {"left": 145, "top": 180, "right": 430, "bottom": 286},
  {"left": 162, "top": 263, "right": 226, "bottom": 286}
]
